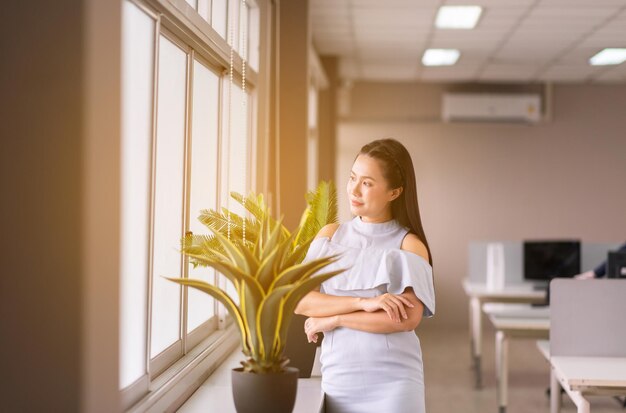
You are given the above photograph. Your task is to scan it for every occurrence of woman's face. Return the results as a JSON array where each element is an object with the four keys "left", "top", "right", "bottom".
[{"left": 347, "top": 154, "right": 402, "bottom": 222}]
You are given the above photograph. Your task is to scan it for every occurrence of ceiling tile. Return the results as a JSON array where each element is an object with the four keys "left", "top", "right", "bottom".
[
  {"left": 352, "top": 8, "right": 436, "bottom": 27},
  {"left": 479, "top": 63, "right": 541, "bottom": 81},
  {"left": 361, "top": 62, "right": 419, "bottom": 81},
  {"left": 578, "top": 36, "right": 626, "bottom": 49},
  {"left": 354, "top": 28, "right": 431, "bottom": 40},
  {"left": 559, "top": 46, "right": 607, "bottom": 63},
  {"left": 590, "top": 24, "right": 626, "bottom": 38},
  {"left": 527, "top": 6, "right": 618, "bottom": 19},
  {"left": 537, "top": 64, "right": 598, "bottom": 81},
  {"left": 590, "top": 67, "right": 626, "bottom": 82},
  {"left": 431, "top": 29, "right": 509, "bottom": 41},
  {"left": 537, "top": 0, "right": 626, "bottom": 6},
  {"left": 445, "top": 0, "right": 536, "bottom": 5},
  {"left": 428, "top": 41, "right": 501, "bottom": 55},
  {"left": 310, "top": 0, "right": 626, "bottom": 83},
  {"left": 419, "top": 63, "right": 483, "bottom": 82},
  {"left": 451, "top": 52, "right": 493, "bottom": 64},
  {"left": 355, "top": 41, "right": 425, "bottom": 55},
  {"left": 494, "top": 49, "right": 563, "bottom": 62},
  {"left": 358, "top": 46, "right": 423, "bottom": 60},
  {"left": 477, "top": 7, "right": 529, "bottom": 28},
  {"left": 352, "top": 0, "right": 439, "bottom": 7},
  {"left": 501, "top": 35, "right": 574, "bottom": 50}
]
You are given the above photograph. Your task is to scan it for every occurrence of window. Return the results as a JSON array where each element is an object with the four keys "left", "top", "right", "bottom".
[
  {"left": 120, "top": 0, "right": 260, "bottom": 407},
  {"left": 120, "top": 0, "right": 154, "bottom": 390},
  {"left": 187, "top": 58, "right": 220, "bottom": 336},
  {"left": 183, "top": 0, "right": 259, "bottom": 62}
]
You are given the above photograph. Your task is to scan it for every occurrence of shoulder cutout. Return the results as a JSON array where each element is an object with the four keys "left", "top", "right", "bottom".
[
  {"left": 315, "top": 223, "right": 340, "bottom": 240},
  {"left": 401, "top": 233, "right": 430, "bottom": 262}
]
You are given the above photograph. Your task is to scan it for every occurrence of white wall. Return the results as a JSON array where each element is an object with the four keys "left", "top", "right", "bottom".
[{"left": 336, "top": 83, "right": 626, "bottom": 329}]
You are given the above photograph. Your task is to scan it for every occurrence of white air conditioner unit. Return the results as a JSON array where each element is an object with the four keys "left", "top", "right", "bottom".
[{"left": 442, "top": 93, "right": 542, "bottom": 124}]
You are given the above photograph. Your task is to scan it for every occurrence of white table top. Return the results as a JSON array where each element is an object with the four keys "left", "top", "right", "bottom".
[
  {"left": 489, "top": 316, "right": 550, "bottom": 332},
  {"left": 483, "top": 303, "right": 550, "bottom": 318},
  {"left": 485, "top": 303, "right": 550, "bottom": 333},
  {"left": 463, "top": 279, "right": 547, "bottom": 299},
  {"left": 551, "top": 356, "right": 626, "bottom": 390}
]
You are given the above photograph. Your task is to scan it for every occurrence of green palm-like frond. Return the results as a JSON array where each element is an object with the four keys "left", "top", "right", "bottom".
[
  {"left": 231, "top": 191, "right": 266, "bottom": 222},
  {"left": 182, "top": 232, "right": 223, "bottom": 267},
  {"left": 198, "top": 208, "right": 260, "bottom": 244},
  {"left": 165, "top": 277, "right": 251, "bottom": 353},
  {"left": 294, "top": 181, "right": 338, "bottom": 247},
  {"left": 282, "top": 236, "right": 315, "bottom": 270},
  {"left": 269, "top": 254, "right": 341, "bottom": 290},
  {"left": 273, "top": 269, "right": 347, "bottom": 358},
  {"left": 182, "top": 252, "right": 264, "bottom": 299},
  {"left": 167, "top": 183, "right": 343, "bottom": 373}
]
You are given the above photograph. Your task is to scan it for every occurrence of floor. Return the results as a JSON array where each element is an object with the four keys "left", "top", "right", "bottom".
[
  {"left": 179, "top": 320, "right": 625, "bottom": 412},
  {"left": 419, "top": 323, "right": 624, "bottom": 413}
]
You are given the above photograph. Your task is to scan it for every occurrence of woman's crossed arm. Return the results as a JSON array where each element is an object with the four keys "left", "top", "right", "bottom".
[{"left": 304, "top": 289, "right": 424, "bottom": 342}]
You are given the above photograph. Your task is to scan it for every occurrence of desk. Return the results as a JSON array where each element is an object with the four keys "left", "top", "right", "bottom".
[
  {"left": 485, "top": 303, "right": 550, "bottom": 413},
  {"left": 548, "top": 279, "right": 626, "bottom": 413},
  {"left": 551, "top": 355, "right": 626, "bottom": 413},
  {"left": 463, "top": 279, "right": 546, "bottom": 388},
  {"left": 536, "top": 341, "right": 626, "bottom": 413}
]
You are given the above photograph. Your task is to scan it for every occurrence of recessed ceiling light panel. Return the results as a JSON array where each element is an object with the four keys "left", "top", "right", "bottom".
[
  {"left": 589, "top": 48, "right": 626, "bottom": 66},
  {"left": 436, "top": 5, "right": 482, "bottom": 29},
  {"left": 422, "top": 49, "right": 461, "bottom": 66}
]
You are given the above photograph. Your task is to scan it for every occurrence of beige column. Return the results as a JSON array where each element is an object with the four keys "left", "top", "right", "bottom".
[
  {"left": 0, "top": 1, "right": 121, "bottom": 411},
  {"left": 318, "top": 56, "right": 339, "bottom": 184},
  {"left": 276, "top": 0, "right": 310, "bottom": 230}
]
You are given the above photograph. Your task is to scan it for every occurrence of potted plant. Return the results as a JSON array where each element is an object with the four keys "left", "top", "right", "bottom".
[{"left": 167, "top": 181, "right": 344, "bottom": 413}]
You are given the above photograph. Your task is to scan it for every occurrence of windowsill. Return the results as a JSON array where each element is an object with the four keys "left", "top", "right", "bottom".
[
  {"left": 127, "top": 323, "right": 239, "bottom": 412},
  {"left": 178, "top": 347, "right": 324, "bottom": 413}
]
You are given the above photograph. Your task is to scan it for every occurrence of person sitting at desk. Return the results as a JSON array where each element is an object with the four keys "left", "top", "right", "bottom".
[{"left": 574, "top": 242, "right": 626, "bottom": 280}]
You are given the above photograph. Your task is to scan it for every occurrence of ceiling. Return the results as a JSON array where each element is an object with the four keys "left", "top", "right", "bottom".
[{"left": 310, "top": 0, "right": 626, "bottom": 83}]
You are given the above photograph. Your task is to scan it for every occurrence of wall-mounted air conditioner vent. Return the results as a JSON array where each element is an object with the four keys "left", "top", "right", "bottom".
[{"left": 442, "top": 93, "right": 542, "bottom": 124}]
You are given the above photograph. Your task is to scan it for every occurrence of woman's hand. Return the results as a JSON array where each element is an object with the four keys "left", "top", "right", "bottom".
[
  {"left": 359, "top": 293, "right": 414, "bottom": 323},
  {"left": 304, "top": 316, "right": 338, "bottom": 344}
]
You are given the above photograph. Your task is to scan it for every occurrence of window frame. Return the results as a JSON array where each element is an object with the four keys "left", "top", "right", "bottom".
[{"left": 121, "top": 0, "right": 261, "bottom": 410}]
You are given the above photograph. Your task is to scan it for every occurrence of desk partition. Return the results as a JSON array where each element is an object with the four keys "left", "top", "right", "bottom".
[
  {"left": 468, "top": 241, "right": 621, "bottom": 285},
  {"left": 468, "top": 241, "right": 523, "bottom": 285},
  {"left": 465, "top": 241, "right": 621, "bottom": 391},
  {"left": 549, "top": 279, "right": 626, "bottom": 413},
  {"left": 550, "top": 279, "right": 626, "bottom": 357}
]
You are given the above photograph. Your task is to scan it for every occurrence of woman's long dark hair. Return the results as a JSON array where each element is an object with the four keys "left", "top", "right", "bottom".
[{"left": 358, "top": 138, "right": 433, "bottom": 267}]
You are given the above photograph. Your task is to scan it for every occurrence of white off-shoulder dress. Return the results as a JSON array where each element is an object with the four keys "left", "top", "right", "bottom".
[{"left": 303, "top": 216, "right": 436, "bottom": 413}]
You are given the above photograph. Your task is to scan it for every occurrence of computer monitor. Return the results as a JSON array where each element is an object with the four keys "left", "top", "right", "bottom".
[
  {"left": 523, "top": 240, "right": 581, "bottom": 281},
  {"left": 607, "top": 251, "right": 626, "bottom": 279}
]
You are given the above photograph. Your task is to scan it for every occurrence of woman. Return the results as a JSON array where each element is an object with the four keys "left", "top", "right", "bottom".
[{"left": 295, "top": 138, "right": 436, "bottom": 413}]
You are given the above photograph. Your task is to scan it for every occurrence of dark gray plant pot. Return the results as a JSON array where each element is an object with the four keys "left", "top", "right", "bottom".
[
  {"left": 231, "top": 367, "right": 299, "bottom": 413},
  {"left": 283, "top": 314, "right": 319, "bottom": 378}
]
